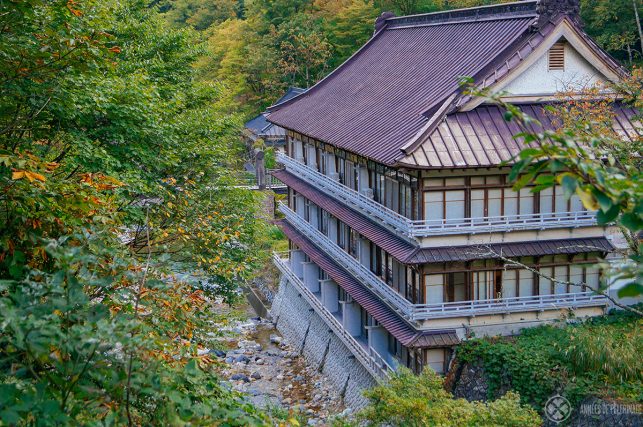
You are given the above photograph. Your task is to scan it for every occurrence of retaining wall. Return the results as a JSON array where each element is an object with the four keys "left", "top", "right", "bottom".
[{"left": 271, "top": 277, "right": 377, "bottom": 410}]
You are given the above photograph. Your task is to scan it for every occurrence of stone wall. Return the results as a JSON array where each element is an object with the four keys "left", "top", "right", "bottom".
[{"left": 271, "top": 278, "right": 378, "bottom": 410}]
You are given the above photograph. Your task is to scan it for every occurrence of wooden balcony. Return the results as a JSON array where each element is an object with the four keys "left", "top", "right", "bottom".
[
  {"left": 280, "top": 202, "right": 608, "bottom": 322},
  {"left": 277, "top": 152, "right": 597, "bottom": 238}
]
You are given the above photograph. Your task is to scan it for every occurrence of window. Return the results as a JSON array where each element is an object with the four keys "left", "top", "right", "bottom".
[
  {"left": 446, "top": 272, "right": 467, "bottom": 302},
  {"left": 518, "top": 269, "right": 534, "bottom": 297},
  {"left": 539, "top": 266, "right": 554, "bottom": 295},
  {"left": 425, "top": 349, "right": 446, "bottom": 374},
  {"left": 445, "top": 190, "right": 465, "bottom": 220},
  {"left": 554, "top": 265, "right": 568, "bottom": 294},
  {"left": 473, "top": 270, "right": 494, "bottom": 300},
  {"left": 425, "top": 274, "right": 444, "bottom": 304},
  {"left": 502, "top": 270, "right": 518, "bottom": 298},
  {"left": 548, "top": 42, "right": 565, "bottom": 71}
]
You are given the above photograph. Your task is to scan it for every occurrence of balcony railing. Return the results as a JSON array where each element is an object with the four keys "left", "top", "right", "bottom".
[
  {"left": 409, "top": 292, "right": 608, "bottom": 321},
  {"left": 279, "top": 203, "right": 414, "bottom": 318},
  {"left": 277, "top": 152, "right": 597, "bottom": 238},
  {"left": 273, "top": 252, "right": 393, "bottom": 380},
  {"left": 280, "top": 202, "right": 608, "bottom": 322}
]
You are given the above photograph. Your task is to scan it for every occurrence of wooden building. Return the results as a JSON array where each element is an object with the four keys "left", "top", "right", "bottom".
[{"left": 267, "top": 0, "right": 640, "bottom": 377}]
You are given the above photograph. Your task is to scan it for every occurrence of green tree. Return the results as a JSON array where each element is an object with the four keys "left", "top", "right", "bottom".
[{"left": 0, "top": 0, "right": 268, "bottom": 423}]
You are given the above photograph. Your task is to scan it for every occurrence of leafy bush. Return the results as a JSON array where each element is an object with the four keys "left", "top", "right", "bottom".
[
  {"left": 457, "top": 309, "right": 643, "bottom": 411},
  {"left": 353, "top": 368, "right": 540, "bottom": 427}
]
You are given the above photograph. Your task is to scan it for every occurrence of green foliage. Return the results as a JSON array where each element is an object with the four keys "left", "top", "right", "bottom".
[
  {"left": 458, "top": 309, "right": 643, "bottom": 412},
  {"left": 352, "top": 368, "right": 541, "bottom": 426},
  {"left": 0, "top": 0, "right": 270, "bottom": 424},
  {"left": 581, "top": 0, "right": 642, "bottom": 66}
]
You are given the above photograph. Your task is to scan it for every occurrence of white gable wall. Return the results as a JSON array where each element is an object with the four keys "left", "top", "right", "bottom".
[{"left": 503, "top": 42, "right": 609, "bottom": 96}]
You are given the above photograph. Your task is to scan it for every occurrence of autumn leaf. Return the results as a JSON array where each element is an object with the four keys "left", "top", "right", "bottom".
[{"left": 12, "top": 170, "right": 46, "bottom": 182}]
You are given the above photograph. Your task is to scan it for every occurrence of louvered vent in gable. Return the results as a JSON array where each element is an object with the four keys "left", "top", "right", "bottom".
[{"left": 548, "top": 42, "right": 565, "bottom": 71}]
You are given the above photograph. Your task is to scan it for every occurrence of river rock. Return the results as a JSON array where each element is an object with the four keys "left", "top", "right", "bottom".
[
  {"left": 235, "top": 355, "right": 250, "bottom": 364},
  {"left": 230, "top": 373, "right": 250, "bottom": 383}
]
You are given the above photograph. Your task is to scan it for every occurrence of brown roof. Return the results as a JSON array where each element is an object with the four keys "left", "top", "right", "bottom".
[
  {"left": 407, "top": 331, "right": 460, "bottom": 348},
  {"left": 397, "top": 103, "right": 641, "bottom": 168},
  {"left": 267, "top": 2, "right": 629, "bottom": 167},
  {"left": 407, "top": 237, "right": 614, "bottom": 263}
]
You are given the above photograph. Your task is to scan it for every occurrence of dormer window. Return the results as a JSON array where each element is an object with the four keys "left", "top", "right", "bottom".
[{"left": 548, "top": 42, "right": 565, "bottom": 71}]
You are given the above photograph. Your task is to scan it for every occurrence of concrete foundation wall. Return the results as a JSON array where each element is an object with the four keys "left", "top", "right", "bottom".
[{"left": 271, "top": 278, "right": 377, "bottom": 410}]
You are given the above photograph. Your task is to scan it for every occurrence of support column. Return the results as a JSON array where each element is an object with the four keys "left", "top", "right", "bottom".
[
  {"left": 295, "top": 194, "right": 305, "bottom": 217},
  {"left": 309, "top": 204, "right": 319, "bottom": 230},
  {"left": 302, "top": 262, "right": 320, "bottom": 293},
  {"left": 290, "top": 249, "right": 305, "bottom": 279},
  {"left": 341, "top": 300, "right": 362, "bottom": 337},
  {"left": 367, "top": 325, "right": 390, "bottom": 364},
  {"left": 320, "top": 279, "right": 339, "bottom": 313},
  {"left": 359, "top": 236, "right": 370, "bottom": 269},
  {"left": 328, "top": 217, "right": 338, "bottom": 244}
]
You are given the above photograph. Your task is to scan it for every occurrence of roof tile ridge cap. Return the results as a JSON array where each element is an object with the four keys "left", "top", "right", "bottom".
[
  {"left": 266, "top": 25, "right": 390, "bottom": 114},
  {"left": 385, "top": 0, "right": 538, "bottom": 28}
]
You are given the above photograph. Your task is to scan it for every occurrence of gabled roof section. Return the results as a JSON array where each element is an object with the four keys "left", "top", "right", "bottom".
[
  {"left": 396, "top": 102, "right": 641, "bottom": 169},
  {"left": 267, "top": 1, "right": 630, "bottom": 167},
  {"left": 244, "top": 87, "right": 306, "bottom": 140}
]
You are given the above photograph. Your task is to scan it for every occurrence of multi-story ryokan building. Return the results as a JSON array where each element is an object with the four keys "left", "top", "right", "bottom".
[{"left": 265, "top": 0, "right": 640, "bottom": 383}]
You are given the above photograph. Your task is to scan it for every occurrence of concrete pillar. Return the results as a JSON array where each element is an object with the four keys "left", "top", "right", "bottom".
[
  {"left": 291, "top": 249, "right": 305, "bottom": 279},
  {"left": 295, "top": 194, "right": 305, "bottom": 217},
  {"left": 328, "top": 217, "right": 338, "bottom": 244},
  {"left": 302, "top": 262, "right": 320, "bottom": 293},
  {"left": 359, "top": 236, "right": 370, "bottom": 268},
  {"left": 320, "top": 279, "right": 339, "bottom": 313},
  {"left": 341, "top": 301, "right": 362, "bottom": 337},
  {"left": 309, "top": 204, "right": 319, "bottom": 229},
  {"left": 367, "top": 325, "right": 390, "bottom": 364}
]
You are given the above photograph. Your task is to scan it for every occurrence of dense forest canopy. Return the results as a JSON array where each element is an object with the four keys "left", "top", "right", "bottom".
[{"left": 158, "top": 0, "right": 643, "bottom": 112}]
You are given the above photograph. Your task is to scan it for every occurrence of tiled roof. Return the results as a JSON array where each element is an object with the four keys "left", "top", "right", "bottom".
[
  {"left": 267, "top": 2, "right": 630, "bottom": 166},
  {"left": 407, "top": 237, "right": 613, "bottom": 264},
  {"left": 397, "top": 102, "right": 641, "bottom": 168},
  {"left": 244, "top": 87, "right": 306, "bottom": 140},
  {"left": 271, "top": 169, "right": 416, "bottom": 261},
  {"left": 267, "top": 11, "right": 535, "bottom": 164},
  {"left": 407, "top": 331, "right": 460, "bottom": 348}
]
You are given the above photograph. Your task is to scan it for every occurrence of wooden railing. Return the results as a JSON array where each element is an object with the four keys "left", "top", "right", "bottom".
[
  {"left": 280, "top": 203, "right": 608, "bottom": 321},
  {"left": 409, "top": 292, "right": 608, "bottom": 321},
  {"left": 277, "top": 152, "right": 597, "bottom": 238}
]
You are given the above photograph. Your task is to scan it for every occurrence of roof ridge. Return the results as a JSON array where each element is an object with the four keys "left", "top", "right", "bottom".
[{"left": 385, "top": 0, "right": 538, "bottom": 28}]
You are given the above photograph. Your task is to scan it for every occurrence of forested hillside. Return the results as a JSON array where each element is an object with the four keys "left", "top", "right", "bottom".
[{"left": 158, "top": 0, "right": 643, "bottom": 112}]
